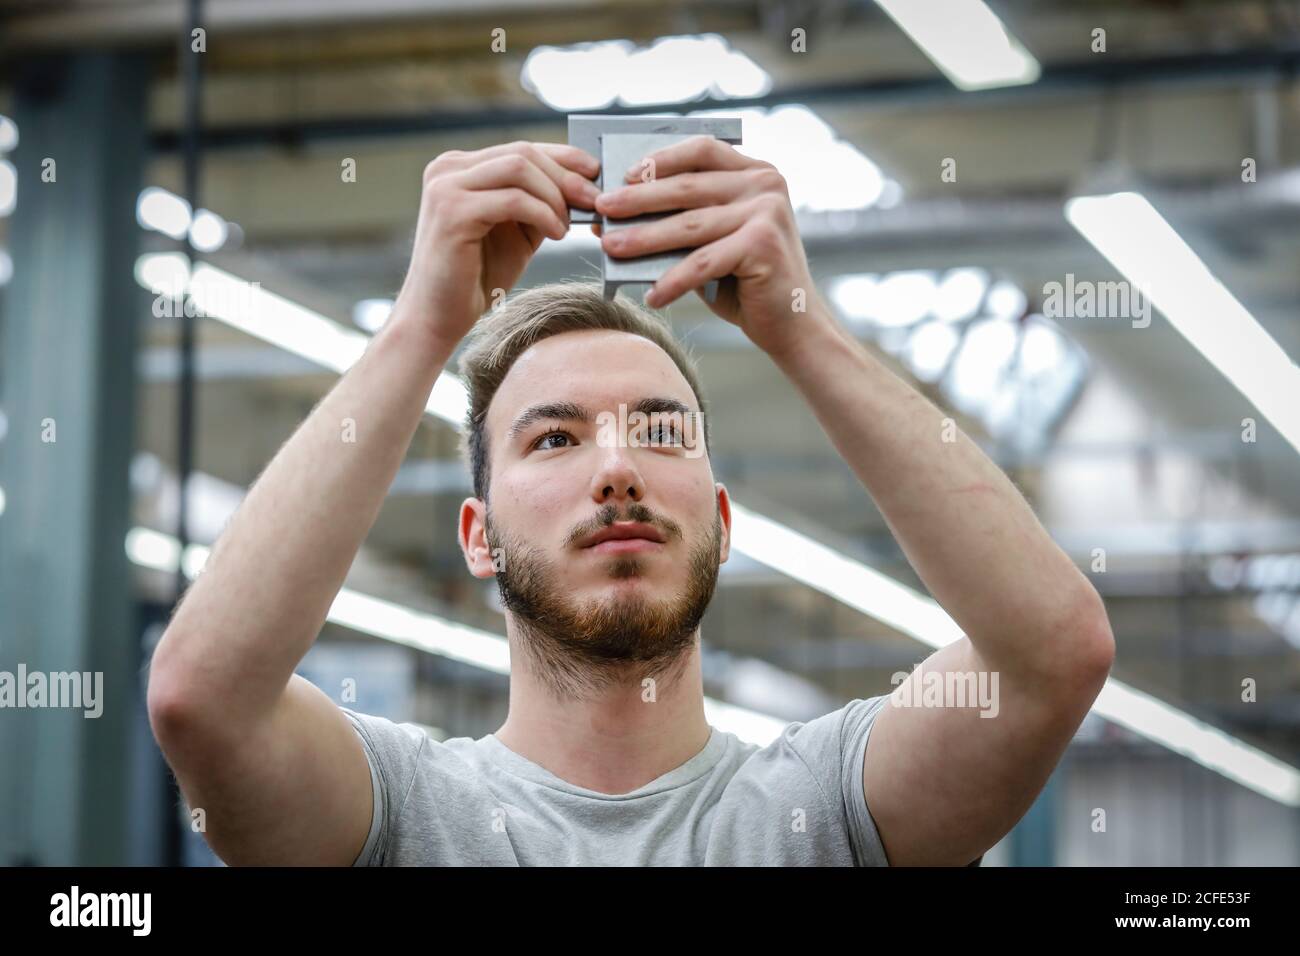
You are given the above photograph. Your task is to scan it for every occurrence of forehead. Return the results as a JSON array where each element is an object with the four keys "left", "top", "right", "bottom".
[{"left": 486, "top": 329, "right": 699, "bottom": 440}]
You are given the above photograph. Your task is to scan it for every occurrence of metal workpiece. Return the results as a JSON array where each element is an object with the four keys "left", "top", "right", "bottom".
[{"left": 566, "top": 114, "right": 743, "bottom": 301}]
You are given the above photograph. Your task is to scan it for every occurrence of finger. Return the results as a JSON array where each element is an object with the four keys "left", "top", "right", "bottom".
[
  {"left": 645, "top": 229, "right": 749, "bottom": 308},
  {"left": 467, "top": 141, "right": 598, "bottom": 214},
  {"left": 533, "top": 142, "right": 601, "bottom": 180},
  {"left": 436, "top": 141, "right": 599, "bottom": 215},
  {"left": 466, "top": 186, "right": 568, "bottom": 241},
  {"left": 520, "top": 222, "right": 544, "bottom": 251},
  {"left": 454, "top": 154, "right": 570, "bottom": 231},
  {"left": 596, "top": 170, "right": 757, "bottom": 219},
  {"left": 503, "top": 142, "right": 600, "bottom": 210},
  {"left": 621, "top": 135, "right": 751, "bottom": 184},
  {"left": 600, "top": 199, "right": 753, "bottom": 259},
  {"left": 463, "top": 140, "right": 597, "bottom": 180},
  {"left": 515, "top": 142, "right": 600, "bottom": 210}
]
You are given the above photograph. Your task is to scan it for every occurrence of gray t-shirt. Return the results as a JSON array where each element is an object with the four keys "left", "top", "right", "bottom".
[{"left": 340, "top": 694, "right": 892, "bottom": 866}]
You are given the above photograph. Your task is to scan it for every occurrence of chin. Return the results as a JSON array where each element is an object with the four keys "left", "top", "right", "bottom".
[
  {"left": 596, "top": 558, "right": 664, "bottom": 583},
  {"left": 581, "top": 572, "right": 655, "bottom": 592}
]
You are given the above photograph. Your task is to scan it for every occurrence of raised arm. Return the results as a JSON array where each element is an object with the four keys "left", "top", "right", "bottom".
[
  {"left": 146, "top": 141, "right": 600, "bottom": 865},
  {"left": 765, "top": 315, "right": 1114, "bottom": 866},
  {"left": 597, "top": 135, "right": 1115, "bottom": 867}
]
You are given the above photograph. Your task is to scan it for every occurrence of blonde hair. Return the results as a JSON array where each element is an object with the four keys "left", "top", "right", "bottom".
[{"left": 456, "top": 280, "right": 711, "bottom": 502}]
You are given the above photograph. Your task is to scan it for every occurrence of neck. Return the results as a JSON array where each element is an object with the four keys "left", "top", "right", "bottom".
[{"left": 495, "top": 629, "right": 712, "bottom": 795}]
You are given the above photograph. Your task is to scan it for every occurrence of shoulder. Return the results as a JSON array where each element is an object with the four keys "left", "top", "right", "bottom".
[
  {"left": 339, "top": 707, "right": 485, "bottom": 787},
  {"left": 340, "top": 707, "right": 430, "bottom": 757},
  {"left": 711, "top": 695, "right": 891, "bottom": 865},
  {"left": 737, "top": 695, "right": 890, "bottom": 776},
  {"left": 338, "top": 708, "right": 489, "bottom": 865},
  {"left": 784, "top": 694, "right": 891, "bottom": 766}
]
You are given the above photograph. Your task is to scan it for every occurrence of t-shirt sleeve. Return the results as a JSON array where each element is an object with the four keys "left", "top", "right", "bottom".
[
  {"left": 838, "top": 695, "right": 891, "bottom": 866},
  {"left": 748, "top": 697, "right": 889, "bottom": 868},
  {"left": 339, "top": 707, "right": 428, "bottom": 867}
]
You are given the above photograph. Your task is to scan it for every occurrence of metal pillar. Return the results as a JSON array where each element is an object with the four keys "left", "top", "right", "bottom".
[{"left": 0, "top": 52, "right": 149, "bottom": 865}]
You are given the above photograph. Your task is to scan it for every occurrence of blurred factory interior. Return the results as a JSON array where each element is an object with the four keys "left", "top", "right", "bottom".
[{"left": 1, "top": 0, "right": 1298, "bottom": 865}]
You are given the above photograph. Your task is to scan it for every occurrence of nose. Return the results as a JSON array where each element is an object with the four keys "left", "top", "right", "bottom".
[{"left": 589, "top": 446, "right": 646, "bottom": 505}]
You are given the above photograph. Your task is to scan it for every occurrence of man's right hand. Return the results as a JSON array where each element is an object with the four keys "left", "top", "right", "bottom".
[{"left": 396, "top": 141, "right": 601, "bottom": 350}]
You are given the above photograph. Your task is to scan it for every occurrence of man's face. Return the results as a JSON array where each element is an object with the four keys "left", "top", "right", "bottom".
[{"left": 460, "top": 329, "right": 731, "bottom": 693}]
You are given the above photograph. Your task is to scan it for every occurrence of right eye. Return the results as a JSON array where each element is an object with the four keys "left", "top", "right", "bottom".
[{"left": 532, "top": 430, "right": 575, "bottom": 451}]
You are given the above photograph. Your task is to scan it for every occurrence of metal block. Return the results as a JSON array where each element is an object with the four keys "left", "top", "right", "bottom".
[{"left": 599, "top": 132, "right": 711, "bottom": 301}]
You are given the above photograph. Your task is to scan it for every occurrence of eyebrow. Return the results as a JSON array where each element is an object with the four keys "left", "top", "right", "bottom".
[
  {"left": 507, "top": 401, "right": 590, "bottom": 442},
  {"left": 507, "top": 397, "right": 696, "bottom": 443}
]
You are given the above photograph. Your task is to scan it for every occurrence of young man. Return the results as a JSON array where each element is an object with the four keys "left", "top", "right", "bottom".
[{"left": 147, "top": 138, "right": 1114, "bottom": 866}]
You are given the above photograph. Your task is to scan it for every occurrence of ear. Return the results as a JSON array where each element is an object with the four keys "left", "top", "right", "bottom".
[
  {"left": 459, "top": 497, "right": 498, "bottom": 579},
  {"left": 715, "top": 482, "right": 732, "bottom": 565}
]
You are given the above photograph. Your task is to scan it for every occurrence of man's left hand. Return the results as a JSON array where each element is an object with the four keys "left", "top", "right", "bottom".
[{"left": 594, "top": 136, "right": 825, "bottom": 356}]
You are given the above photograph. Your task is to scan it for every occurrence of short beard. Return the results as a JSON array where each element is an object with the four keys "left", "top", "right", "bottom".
[{"left": 487, "top": 502, "right": 722, "bottom": 702}]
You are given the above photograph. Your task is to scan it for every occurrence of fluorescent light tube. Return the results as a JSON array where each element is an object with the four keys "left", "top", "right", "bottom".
[
  {"left": 1066, "top": 191, "right": 1300, "bottom": 456},
  {"left": 875, "top": 0, "right": 1040, "bottom": 91}
]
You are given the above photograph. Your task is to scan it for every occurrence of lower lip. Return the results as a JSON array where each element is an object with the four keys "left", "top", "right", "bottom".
[{"left": 584, "top": 538, "right": 664, "bottom": 554}]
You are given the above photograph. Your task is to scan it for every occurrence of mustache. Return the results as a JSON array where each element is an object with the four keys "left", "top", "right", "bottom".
[{"left": 567, "top": 501, "right": 682, "bottom": 549}]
